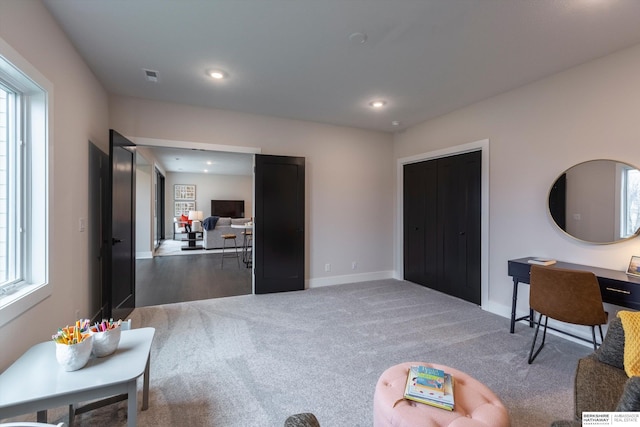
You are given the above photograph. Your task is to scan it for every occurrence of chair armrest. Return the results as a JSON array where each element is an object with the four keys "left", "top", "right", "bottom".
[
  {"left": 574, "top": 354, "right": 628, "bottom": 418},
  {"left": 616, "top": 376, "right": 640, "bottom": 411}
]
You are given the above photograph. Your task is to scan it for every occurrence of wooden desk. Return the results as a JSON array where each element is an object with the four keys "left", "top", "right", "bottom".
[
  {"left": 508, "top": 257, "right": 640, "bottom": 333},
  {"left": 0, "top": 328, "right": 155, "bottom": 426}
]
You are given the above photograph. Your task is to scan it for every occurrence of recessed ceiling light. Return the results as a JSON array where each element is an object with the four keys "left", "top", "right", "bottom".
[
  {"left": 369, "top": 100, "right": 387, "bottom": 109},
  {"left": 349, "top": 32, "right": 367, "bottom": 44},
  {"left": 204, "top": 169, "right": 208, "bottom": 173},
  {"left": 391, "top": 120, "right": 401, "bottom": 127},
  {"left": 207, "top": 69, "right": 227, "bottom": 80}
]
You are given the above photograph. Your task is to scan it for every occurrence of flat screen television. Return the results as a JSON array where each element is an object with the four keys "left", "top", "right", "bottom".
[{"left": 211, "top": 200, "right": 245, "bottom": 218}]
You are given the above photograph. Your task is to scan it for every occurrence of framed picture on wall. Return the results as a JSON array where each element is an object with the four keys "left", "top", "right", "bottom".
[
  {"left": 174, "top": 184, "right": 196, "bottom": 200},
  {"left": 627, "top": 256, "right": 640, "bottom": 277},
  {"left": 175, "top": 201, "right": 196, "bottom": 217}
]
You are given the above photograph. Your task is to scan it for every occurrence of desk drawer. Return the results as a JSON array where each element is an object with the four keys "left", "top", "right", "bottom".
[
  {"left": 600, "top": 278, "right": 640, "bottom": 310},
  {"left": 508, "top": 261, "right": 531, "bottom": 283}
]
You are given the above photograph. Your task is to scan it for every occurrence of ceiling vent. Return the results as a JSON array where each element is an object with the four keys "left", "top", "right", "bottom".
[{"left": 143, "top": 69, "right": 159, "bottom": 83}]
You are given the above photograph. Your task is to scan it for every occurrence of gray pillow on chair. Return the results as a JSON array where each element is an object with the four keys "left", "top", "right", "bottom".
[
  {"left": 595, "top": 317, "right": 625, "bottom": 370},
  {"left": 616, "top": 376, "right": 640, "bottom": 411}
]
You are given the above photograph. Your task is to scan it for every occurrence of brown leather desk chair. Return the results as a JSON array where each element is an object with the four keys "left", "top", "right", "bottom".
[{"left": 528, "top": 265, "right": 608, "bottom": 364}]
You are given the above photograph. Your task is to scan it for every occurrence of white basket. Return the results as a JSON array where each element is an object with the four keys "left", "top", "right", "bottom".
[{"left": 55, "top": 335, "right": 93, "bottom": 371}]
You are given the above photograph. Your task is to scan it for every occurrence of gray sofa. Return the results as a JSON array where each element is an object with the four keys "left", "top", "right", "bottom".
[
  {"left": 551, "top": 317, "right": 640, "bottom": 427},
  {"left": 202, "top": 217, "right": 251, "bottom": 249}
]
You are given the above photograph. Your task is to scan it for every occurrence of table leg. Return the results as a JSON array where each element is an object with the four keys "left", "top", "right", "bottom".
[
  {"left": 127, "top": 379, "right": 137, "bottom": 427},
  {"left": 142, "top": 355, "right": 150, "bottom": 411},
  {"left": 69, "top": 404, "right": 75, "bottom": 427}
]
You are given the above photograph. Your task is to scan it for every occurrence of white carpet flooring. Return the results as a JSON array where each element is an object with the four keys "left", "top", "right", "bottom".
[{"left": 4, "top": 280, "right": 591, "bottom": 427}]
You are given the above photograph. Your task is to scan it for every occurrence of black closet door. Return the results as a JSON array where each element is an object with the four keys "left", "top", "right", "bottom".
[
  {"left": 403, "top": 161, "right": 437, "bottom": 286},
  {"left": 438, "top": 152, "right": 481, "bottom": 304},
  {"left": 403, "top": 150, "right": 481, "bottom": 305}
]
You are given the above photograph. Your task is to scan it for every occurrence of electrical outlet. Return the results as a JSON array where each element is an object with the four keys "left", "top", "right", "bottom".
[
  {"left": 352, "top": 261, "right": 357, "bottom": 270},
  {"left": 79, "top": 218, "right": 86, "bottom": 232},
  {"left": 325, "top": 263, "right": 331, "bottom": 272},
  {"left": 75, "top": 309, "right": 80, "bottom": 320}
]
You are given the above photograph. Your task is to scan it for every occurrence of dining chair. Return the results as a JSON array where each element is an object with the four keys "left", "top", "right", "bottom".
[{"left": 528, "top": 265, "right": 608, "bottom": 364}]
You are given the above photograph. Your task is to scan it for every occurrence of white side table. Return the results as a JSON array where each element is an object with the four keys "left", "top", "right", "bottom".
[{"left": 0, "top": 327, "right": 155, "bottom": 427}]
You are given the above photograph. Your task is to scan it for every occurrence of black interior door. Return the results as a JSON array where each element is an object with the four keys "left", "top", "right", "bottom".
[
  {"left": 107, "top": 129, "right": 136, "bottom": 319},
  {"left": 155, "top": 169, "right": 165, "bottom": 247},
  {"left": 254, "top": 154, "right": 305, "bottom": 294},
  {"left": 549, "top": 173, "right": 566, "bottom": 231},
  {"left": 403, "top": 151, "right": 481, "bottom": 305},
  {"left": 89, "top": 142, "right": 109, "bottom": 323}
]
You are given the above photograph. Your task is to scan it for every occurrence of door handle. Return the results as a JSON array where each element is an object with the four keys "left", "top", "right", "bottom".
[
  {"left": 112, "top": 238, "right": 123, "bottom": 245},
  {"left": 459, "top": 231, "right": 466, "bottom": 236}
]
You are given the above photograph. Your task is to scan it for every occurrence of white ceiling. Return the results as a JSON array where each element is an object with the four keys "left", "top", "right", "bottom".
[
  {"left": 43, "top": 0, "right": 640, "bottom": 134},
  {"left": 142, "top": 146, "right": 254, "bottom": 176}
]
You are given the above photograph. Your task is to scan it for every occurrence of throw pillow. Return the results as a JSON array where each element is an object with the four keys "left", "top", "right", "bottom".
[
  {"left": 616, "top": 376, "right": 640, "bottom": 411},
  {"left": 595, "top": 317, "right": 625, "bottom": 369},
  {"left": 617, "top": 311, "right": 640, "bottom": 376},
  {"left": 180, "top": 214, "right": 191, "bottom": 225}
]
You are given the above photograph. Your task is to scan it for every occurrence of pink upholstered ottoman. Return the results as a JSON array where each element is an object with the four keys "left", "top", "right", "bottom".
[{"left": 374, "top": 362, "right": 510, "bottom": 427}]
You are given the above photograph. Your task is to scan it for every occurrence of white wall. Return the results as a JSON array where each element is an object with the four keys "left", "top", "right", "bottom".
[
  {"left": 136, "top": 153, "right": 153, "bottom": 258},
  {"left": 0, "top": 1, "right": 110, "bottom": 371},
  {"left": 109, "top": 95, "right": 396, "bottom": 285},
  {"left": 394, "top": 42, "right": 640, "bottom": 334},
  {"left": 166, "top": 172, "right": 252, "bottom": 233}
]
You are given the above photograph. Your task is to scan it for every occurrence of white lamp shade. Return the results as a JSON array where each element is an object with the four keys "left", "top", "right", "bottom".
[{"left": 188, "top": 210, "right": 204, "bottom": 221}]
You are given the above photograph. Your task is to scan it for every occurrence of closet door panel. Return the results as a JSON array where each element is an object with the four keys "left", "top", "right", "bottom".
[{"left": 403, "top": 162, "right": 424, "bottom": 284}]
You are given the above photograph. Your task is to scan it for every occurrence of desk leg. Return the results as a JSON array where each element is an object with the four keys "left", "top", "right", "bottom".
[
  {"left": 37, "top": 410, "right": 47, "bottom": 423},
  {"left": 127, "top": 379, "right": 137, "bottom": 427},
  {"left": 529, "top": 308, "right": 534, "bottom": 328},
  {"left": 142, "top": 354, "right": 150, "bottom": 411},
  {"left": 510, "top": 278, "right": 519, "bottom": 333}
]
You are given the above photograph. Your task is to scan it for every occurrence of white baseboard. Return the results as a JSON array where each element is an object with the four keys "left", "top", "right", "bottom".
[
  {"left": 307, "top": 270, "right": 394, "bottom": 288},
  {"left": 136, "top": 251, "right": 153, "bottom": 259}
]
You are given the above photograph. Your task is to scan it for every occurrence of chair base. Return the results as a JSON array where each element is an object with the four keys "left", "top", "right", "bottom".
[{"left": 528, "top": 313, "right": 604, "bottom": 364}]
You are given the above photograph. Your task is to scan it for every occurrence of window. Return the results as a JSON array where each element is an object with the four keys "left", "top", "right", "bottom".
[
  {"left": 0, "top": 40, "right": 50, "bottom": 327},
  {"left": 621, "top": 166, "right": 640, "bottom": 238}
]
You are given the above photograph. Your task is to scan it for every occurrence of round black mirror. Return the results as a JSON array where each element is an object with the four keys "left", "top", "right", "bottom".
[{"left": 548, "top": 160, "right": 640, "bottom": 244}]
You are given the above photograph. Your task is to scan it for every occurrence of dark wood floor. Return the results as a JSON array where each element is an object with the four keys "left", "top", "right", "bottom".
[{"left": 135, "top": 251, "right": 251, "bottom": 307}]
